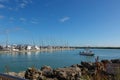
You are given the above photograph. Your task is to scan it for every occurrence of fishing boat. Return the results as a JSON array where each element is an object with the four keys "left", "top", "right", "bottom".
[{"left": 79, "top": 48, "right": 94, "bottom": 56}]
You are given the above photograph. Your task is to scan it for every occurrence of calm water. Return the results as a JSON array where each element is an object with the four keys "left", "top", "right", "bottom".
[{"left": 0, "top": 49, "right": 120, "bottom": 73}]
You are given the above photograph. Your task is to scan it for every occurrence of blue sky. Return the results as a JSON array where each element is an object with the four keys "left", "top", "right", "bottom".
[{"left": 0, "top": 0, "right": 120, "bottom": 46}]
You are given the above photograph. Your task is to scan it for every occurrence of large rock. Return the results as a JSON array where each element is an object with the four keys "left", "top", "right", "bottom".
[
  {"left": 7, "top": 72, "right": 17, "bottom": 76},
  {"left": 17, "top": 71, "right": 25, "bottom": 78},
  {"left": 25, "top": 67, "right": 42, "bottom": 80},
  {"left": 41, "top": 65, "right": 53, "bottom": 78},
  {"left": 71, "top": 64, "right": 83, "bottom": 69},
  {"left": 54, "top": 66, "right": 81, "bottom": 80},
  {"left": 111, "top": 59, "right": 120, "bottom": 64},
  {"left": 81, "top": 62, "right": 95, "bottom": 70},
  {"left": 41, "top": 65, "right": 52, "bottom": 71},
  {"left": 101, "top": 60, "right": 111, "bottom": 64}
]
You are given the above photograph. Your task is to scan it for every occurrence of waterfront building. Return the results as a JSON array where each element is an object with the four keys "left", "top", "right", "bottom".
[
  {"left": 26, "top": 45, "right": 32, "bottom": 50},
  {"left": 32, "top": 45, "right": 40, "bottom": 50}
]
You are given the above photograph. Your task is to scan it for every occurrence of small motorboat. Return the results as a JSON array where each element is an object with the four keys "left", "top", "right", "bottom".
[{"left": 79, "top": 49, "right": 94, "bottom": 56}]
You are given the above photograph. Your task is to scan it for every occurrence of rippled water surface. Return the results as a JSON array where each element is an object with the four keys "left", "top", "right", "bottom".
[{"left": 0, "top": 49, "right": 120, "bottom": 72}]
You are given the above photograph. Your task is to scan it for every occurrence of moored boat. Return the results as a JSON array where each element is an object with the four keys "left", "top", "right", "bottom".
[{"left": 79, "top": 48, "right": 94, "bottom": 56}]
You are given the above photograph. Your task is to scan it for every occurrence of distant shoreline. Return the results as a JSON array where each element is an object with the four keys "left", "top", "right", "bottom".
[
  {"left": 74, "top": 47, "right": 120, "bottom": 49},
  {"left": 0, "top": 47, "right": 120, "bottom": 53}
]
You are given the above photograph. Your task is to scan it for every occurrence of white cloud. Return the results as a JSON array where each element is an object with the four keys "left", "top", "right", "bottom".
[
  {"left": 31, "top": 21, "right": 38, "bottom": 24},
  {"left": 0, "top": 15, "right": 4, "bottom": 19},
  {"left": 9, "top": 17, "right": 15, "bottom": 22},
  {"left": 60, "top": 16, "right": 70, "bottom": 22},
  {"left": 0, "top": 0, "right": 9, "bottom": 2},
  {"left": 20, "top": 3, "right": 26, "bottom": 8},
  {"left": 17, "top": 0, "right": 32, "bottom": 8},
  {"left": 20, "top": 18, "right": 26, "bottom": 22},
  {"left": 0, "top": 4, "right": 5, "bottom": 8},
  {"left": 0, "top": 0, "right": 33, "bottom": 10},
  {"left": 31, "top": 18, "right": 39, "bottom": 24},
  {"left": 22, "top": 0, "right": 32, "bottom": 4}
]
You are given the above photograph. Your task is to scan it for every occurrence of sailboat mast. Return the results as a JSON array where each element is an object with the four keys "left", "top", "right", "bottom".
[{"left": 6, "top": 30, "right": 9, "bottom": 47}]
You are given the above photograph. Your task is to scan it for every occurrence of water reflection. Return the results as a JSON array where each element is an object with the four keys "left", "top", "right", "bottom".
[
  {"left": 35, "top": 51, "right": 40, "bottom": 55},
  {"left": 80, "top": 56, "right": 95, "bottom": 62},
  {"left": 8, "top": 51, "right": 41, "bottom": 56},
  {"left": 26, "top": 52, "right": 31, "bottom": 56}
]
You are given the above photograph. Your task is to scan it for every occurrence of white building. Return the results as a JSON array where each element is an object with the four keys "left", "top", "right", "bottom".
[
  {"left": 33, "top": 45, "right": 40, "bottom": 50},
  {"left": 26, "top": 45, "right": 32, "bottom": 50}
]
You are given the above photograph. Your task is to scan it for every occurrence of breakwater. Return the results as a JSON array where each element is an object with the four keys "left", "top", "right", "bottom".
[{"left": 5, "top": 59, "right": 120, "bottom": 80}]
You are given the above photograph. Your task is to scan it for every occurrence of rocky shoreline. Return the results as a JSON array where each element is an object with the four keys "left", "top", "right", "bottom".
[{"left": 6, "top": 59, "right": 120, "bottom": 80}]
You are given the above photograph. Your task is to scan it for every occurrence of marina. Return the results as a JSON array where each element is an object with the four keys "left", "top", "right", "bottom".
[{"left": 0, "top": 44, "right": 74, "bottom": 52}]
